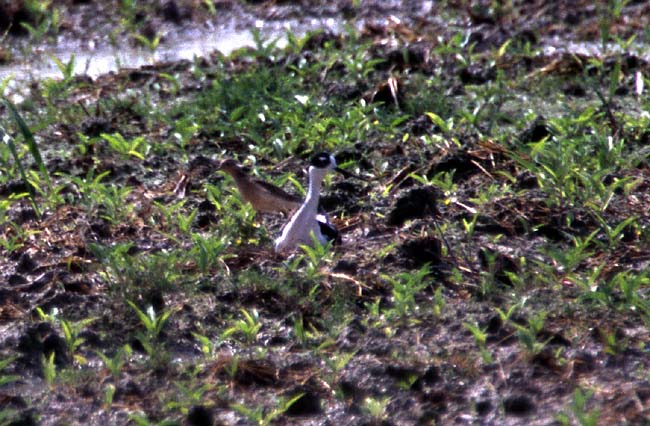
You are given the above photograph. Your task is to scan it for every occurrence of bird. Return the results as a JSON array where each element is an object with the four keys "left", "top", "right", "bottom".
[
  {"left": 274, "top": 152, "right": 342, "bottom": 253},
  {"left": 217, "top": 158, "right": 302, "bottom": 216}
]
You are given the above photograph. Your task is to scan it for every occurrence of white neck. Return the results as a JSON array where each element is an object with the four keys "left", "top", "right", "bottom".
[{"left": 305, "top": 166, "right": 327, "bottom": 208}]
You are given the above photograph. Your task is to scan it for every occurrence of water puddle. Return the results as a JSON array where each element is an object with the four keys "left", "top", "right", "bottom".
[
  {"left": 542, "top": 37, "right": 648, "bottom": 58},
  {"left": 0, "top": 16, "right": 344, "bottom": 96},
  {"left": 4, "top": 4, "right": 645, "bottom": 99}
]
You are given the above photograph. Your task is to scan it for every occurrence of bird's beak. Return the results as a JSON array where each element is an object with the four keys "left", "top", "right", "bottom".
[{"left": 335, "top": 167, "right": 368, "bottom": 181}]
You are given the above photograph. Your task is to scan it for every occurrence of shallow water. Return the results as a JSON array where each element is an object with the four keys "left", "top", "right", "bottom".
[
  {"left": 0, "top": 16, "right": 343, "bottom": 97},
  {"left": 542, "top": 37, "right": 648, "bottom": 58}
]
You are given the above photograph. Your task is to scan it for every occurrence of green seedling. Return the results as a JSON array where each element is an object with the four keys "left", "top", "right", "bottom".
[
  {"left": 249, "top": 28, "right": 280, "bottom": 59},
  {"left": 177, "top": 208, "right": 197, "bottom": 235},
  {"left": 425, "top": 111, "right": 451, "bottom": 134},
  {"left": 52, "top": 54, "right": 75, "bottom": 83},
  {"left": 381, "top": 264, "right": 431, "bottom": 319},
  {"left": 292, "top": 315, "right": 320, "bottom": 346},
  {"left": 593, "top": 214, "right": 636, "bottom": 248},
  {"left": 0, "top": 356, "right": 18, "bottom": 387},
  {"left": 0, "top": 216, "right": 27, "bottom": 253},
  {"left": 128, "top": 301, "right": 177, "bottom": 359},
  {"left": 0, "top": 409, "right": 19, "bottom": 425},
  {"left": 292, "top": 315, "right": 307, "bottom": 345},
  {"left": 462, "top": 212, "right": 480, "bottom": 240},
  {"left": 600, "top": 329, "right": 627, "bottom": 356},
  {"left": 26, "top": 169, "right": 67, "bottom": 208},
  {"left": 153, "top": 200, "right": 197, "bottom": 235},
  {"left": 101, "top": 132, "right": 150, "bottom": 160},
  {"left": 88, "top": 242, "right": 133, "bottom": 280},
  {"left": 411, "top": 170, "right": 457, "bottom": 194},
  {"left": 95, "top": 184, "right": 133, "bottom": 223},
  {"left": 128, "top": 412, "right": 179, "bottom": 426},
  {"left": 35, "top": 306, "right": 59, "bottom": 323},
  {"left": 117, "top": 0, "right": 139, "bottom": 31},
  {"left": 166, "top": 382, "right": 213, "bottom": 414},
  {"left": 340, "top": 44, "right": 385, "bottom": 80},
  {"left": 322, "top": 349, "right": 356, "bottom": 375},
  {"left": 397, "top": 372, "right": 419, "bottom": 390},
  {"left": 96, "top": 345, "right": 131, "bottom": 381},
  {"left": 103, "top": 383, "right": 116, "bottom": 408},
  {"left": 0, "top": 75, "right": 13, "bottom": 97},
  {"left": 60, "top": 316, "right": 96, "bottom": 364},
  {"left": 613, "top": 270, "right": 650, "bottom": 309},
  {"left": 362, "top": 396, "right": 391, "bottom": 422},
  {"left": 153, "top": 200, "right": 185, "bottom": 229},
  {"left": 204, "top": 183, "right": 263, "bottom": 243},
  {"left": 509, "top": 311, "right": 551, "bottom": 355},
  {"left": 20, "top": 19, "right": 50, "bottom": 44},
  {"left": 546, "top": 229, "right": 599, "bottom": 274},
  {"left": 556, "top": 388, "right": 600, "bottom": 426},
  {"left": 69, "top": 169, "right": 111, "bottom": 208},
  {"left": 171, "top": 115, "right": 199, "bottom": 155},
  {"left": 432, "top": 286, "right": 445, "bottom": 317},
  {"left": 190, "top": 233, "right": 230, "bottom": 274},
  {"left": 222, "top": 308, "right": 262, "bottom": 345},
  {"left": 571, "top": 263, "right": 609, "bottom": 306},
  {"left": 192, "top": 332, "right": 217, "bottom": 359},
  {"left": 133, "top": 32, "right": 161, "bottom": 51},
  {"left": 224, "top": 355, "right": 239, "bottom": 380},
  {"left": 496, "top": 303, "right": 551, "bottom": 354},
  {"left": 297, "top": 234, "right": 334, "bottom": 283},
  {"left": 128, "top": 301, "right": 176, "bottom": 340},
  {"left": 1, "top": 99, "right": 51, "bottom": 215},
  {"left": 91, "top": 243, "right": 185, "bottom": 299},
  {"left": 158, "top": 72, "right": 181, "bottom": 96},
  {"left": 231, "top": 393, "right": 304, "bottom": 426},
  {"left": 364, "top": 297, "right": 381, "bottom": 320},
  {"left": 202, "top": 0, "right": 216, "bottom": 15},
  {"left": 40, "top": 54, "right": 78, "bottom": 104},
  {"left": 375, "top": 241, "right": 397, "bottom": 261},
  {"left": 463, "top": 321, "right": 493, "bottom": 364},
  {"left": 41, "top": 352, "right": 56, "bottom": 388}
]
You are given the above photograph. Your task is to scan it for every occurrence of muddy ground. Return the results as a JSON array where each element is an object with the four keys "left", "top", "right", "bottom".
[{"left": 2, "top": 1, "right": 650, "bottom": 425}]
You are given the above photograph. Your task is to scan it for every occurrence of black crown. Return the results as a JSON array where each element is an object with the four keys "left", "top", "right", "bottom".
[{"left": 310, "top": 152, "right": 334, "bottom": 168}]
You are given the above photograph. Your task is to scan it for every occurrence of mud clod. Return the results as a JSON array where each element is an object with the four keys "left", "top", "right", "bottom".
[
  {"left": 16, "top": 253, "right": 37, "bottom": 274},
  {"left": 387, "top": 187, "right": 438, "bottom": 227},
  {"left": 399, "top": 236, "right": 442, "bottom": 268},
  {"left": 187, "top": 405, "right": 213, "bottom": 426},
  {"left": 503, "top": 395, "right": 535, "bottom": 416},
  {"left": 285, "top": 391, "right": 322, "bottom": 416}
]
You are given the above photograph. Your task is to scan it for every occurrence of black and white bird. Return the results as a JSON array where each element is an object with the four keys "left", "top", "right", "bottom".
[{"left": 274, "top": 152, "right": 342, "bottom": 253}]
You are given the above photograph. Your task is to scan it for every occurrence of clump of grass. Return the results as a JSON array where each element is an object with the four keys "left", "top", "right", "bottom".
[
  {"left": 230, "top": 392, "right": 304, "bottom": 426},
  {"left": 1, "top": 97, "right": 51, "bottom": 217},
  {"left": 222, "top": 308, "right": 262, "bottom": 345},
  {"left": 0, "top": 356, "right": 18, "bottom": 387},
  {"left": 381, "top": 264, "right": 431, "bottom": 320},
  {"left": 556, "top": 388, "right": 600, "bottom": 426}
]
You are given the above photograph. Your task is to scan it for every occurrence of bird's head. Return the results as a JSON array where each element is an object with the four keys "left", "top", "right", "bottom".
[
  {"left": 310, "top": 152, "right": 337, "bottom": 170},
  {"left": 217, "top": 159, "right": 246, "bottom": 177},
  {"left": 309, "top": 152, "right": 368, "bottom": 182}
]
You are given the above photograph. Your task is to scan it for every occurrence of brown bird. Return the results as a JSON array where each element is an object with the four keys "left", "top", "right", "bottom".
[{"left": 217, "top": 159, "right": 302, "bottom": 215}]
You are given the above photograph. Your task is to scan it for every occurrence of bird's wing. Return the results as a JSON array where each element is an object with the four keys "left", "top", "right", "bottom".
[
  {"left": 317, "top": 218, "right": 340, "bottom": 244},
  {"left": 255, "top": 179, "right": 302, "bottom": 203}
]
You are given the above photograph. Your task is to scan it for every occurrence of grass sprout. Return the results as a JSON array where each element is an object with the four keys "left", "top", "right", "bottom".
[{"left": 222, "top": 308, "right": 262, "bottom": 345}]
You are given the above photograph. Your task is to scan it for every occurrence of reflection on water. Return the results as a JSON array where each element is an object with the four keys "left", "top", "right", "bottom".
[
  {"left": 0, "top": 17, "right": 342, "bottom": 96},
  {"left": 542, "top": 38, "right": 642, "bottom": 57}
]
